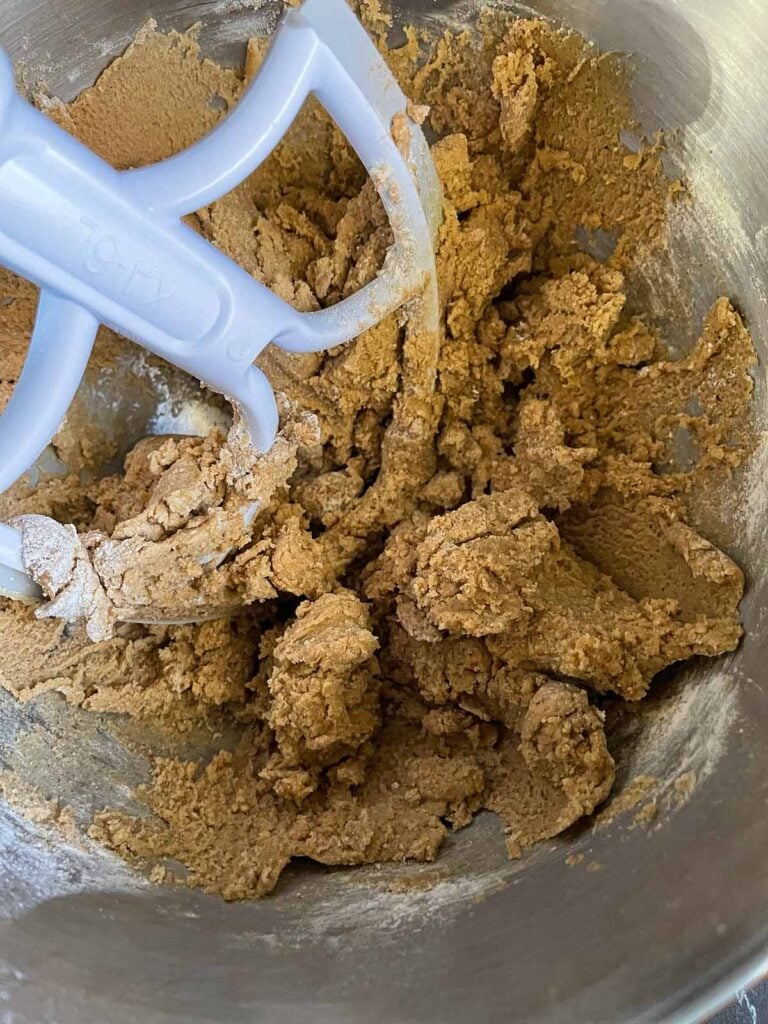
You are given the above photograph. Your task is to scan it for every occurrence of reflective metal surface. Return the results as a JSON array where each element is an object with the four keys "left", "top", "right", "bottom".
[{"left": 1, "top": 1, "right": 768, "bottom": 1022}]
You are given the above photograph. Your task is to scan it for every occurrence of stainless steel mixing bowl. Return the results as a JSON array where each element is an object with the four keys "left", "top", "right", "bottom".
[{"left": 1, "top": 1, "right": 767, "bottom": 1021}]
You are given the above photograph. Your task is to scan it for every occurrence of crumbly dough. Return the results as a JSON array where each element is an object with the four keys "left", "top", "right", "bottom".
[
  {"left": 12, "top": 404, "right": 321, "bottom": 639},
  {"left": 0, "top": 7, "right": 756, "bottom": 898}
]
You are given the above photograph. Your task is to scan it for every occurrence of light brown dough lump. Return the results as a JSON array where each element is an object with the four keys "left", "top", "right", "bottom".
[
  {"left": 0, "top": 7, "right": 756, "bottom": 898},
  {"left": 265, "top": 592, "right": 381, "bottom": 770}
]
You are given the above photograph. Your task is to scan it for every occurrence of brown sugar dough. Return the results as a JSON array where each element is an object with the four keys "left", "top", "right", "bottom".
[
  {"left": 0, "top": 7, "right": 757, "bottom": 898},
  {"left": 264, "top": 591, "right": 381, "bottom": 771}
]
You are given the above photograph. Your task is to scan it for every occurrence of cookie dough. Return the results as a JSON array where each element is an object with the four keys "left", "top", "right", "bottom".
[{"left": 0, "top": 7, "right": 755, "bottom": 898}]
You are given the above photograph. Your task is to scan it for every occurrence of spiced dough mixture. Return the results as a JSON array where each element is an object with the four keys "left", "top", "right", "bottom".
[{"left": 0, "top": 5, "right": 756, "bottom": 899}]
